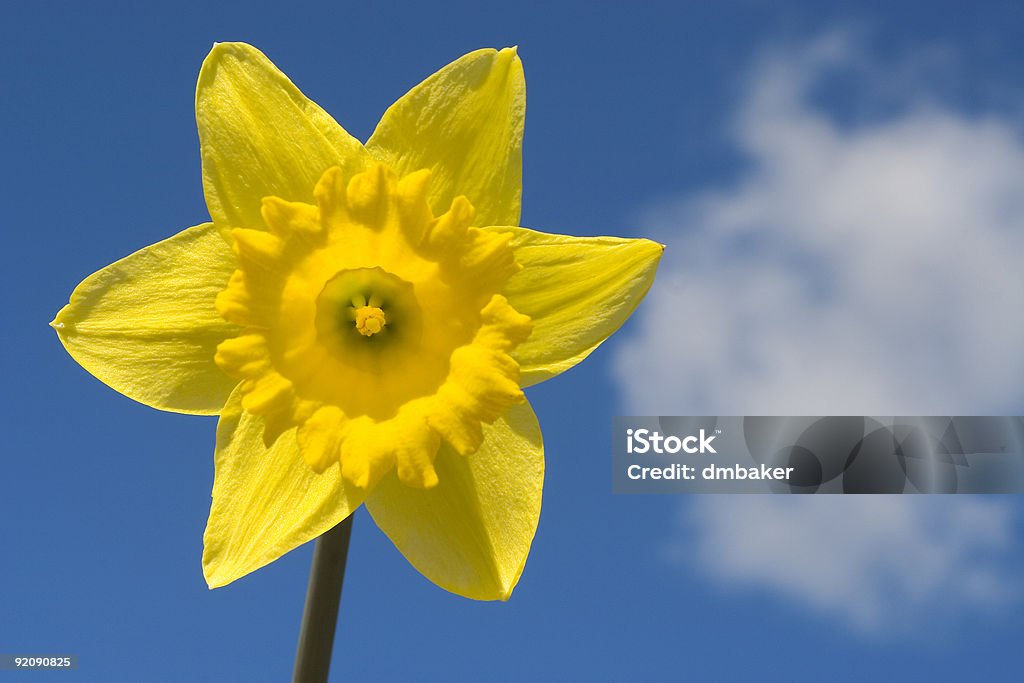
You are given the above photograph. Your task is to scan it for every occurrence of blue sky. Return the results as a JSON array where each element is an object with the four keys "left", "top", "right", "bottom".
[{"left": 4, "top": 1, "right": 1024, "bottom": 680}]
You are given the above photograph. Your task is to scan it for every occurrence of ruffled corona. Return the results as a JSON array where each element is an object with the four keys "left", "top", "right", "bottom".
[{"left": 214, "top": 163, "right": 532, "bottom": 489}]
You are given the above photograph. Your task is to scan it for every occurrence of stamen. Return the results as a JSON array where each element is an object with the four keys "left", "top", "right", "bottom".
[{"left": 354, "top": 306, "right": 387, "bottom": 336}]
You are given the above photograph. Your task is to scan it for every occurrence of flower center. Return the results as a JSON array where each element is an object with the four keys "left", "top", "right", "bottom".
[
  {"left": 214, "top": 162, "right": 532, "bottom": 489},
  {"left": 314, "top": 265, "right": 421, "bottom": 356},
  {"left": 354, "top": 306, "right": 386, "bottom": 336}
]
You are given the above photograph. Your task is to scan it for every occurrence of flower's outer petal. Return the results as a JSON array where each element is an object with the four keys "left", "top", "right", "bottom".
[
  {"left": 51, "top": 223, "right": 239, "bottom": 415},
  {"left": 203, "top": 386, "right": 367, "bottom": 588},
  {"left": 196, "top": 42, "right": 370, "bottom": 236},
  {"left": 365, "top": 401, "right": 543, "bottom": 601},
  {"left": 366, "top": 48, "right": 524, "bottom": 228},
  {"left": 495, "top": 226, "right": 663, "bottom": 387}
]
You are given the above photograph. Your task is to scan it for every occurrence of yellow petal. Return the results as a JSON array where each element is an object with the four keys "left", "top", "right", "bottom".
[
  {"left": 196, "top": 42, "right": 370, "bottom": 235},
  {"left": 51, "top": 223, "right": 239, "bottom": 415},
  {"left": 365, "top": 401, "right": 543, "bottom": 601},
  {"left": 203, "top": 386, "right": 367, "bottom": 588},
  {"left": 367, "top": 48, "right": 524, "bottom": 228},
  {"left": 498, "top": 227, "right": 663, "bottom": 387}
]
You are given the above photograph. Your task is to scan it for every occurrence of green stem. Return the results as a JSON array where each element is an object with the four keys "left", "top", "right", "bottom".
[{"left": 292, "top": 515, "right": 354, "bottom": 683}]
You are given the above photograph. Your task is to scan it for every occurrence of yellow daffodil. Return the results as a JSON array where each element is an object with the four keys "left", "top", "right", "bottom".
[{"left": 51, "top": 43, "right": 662, "bottom": 600}]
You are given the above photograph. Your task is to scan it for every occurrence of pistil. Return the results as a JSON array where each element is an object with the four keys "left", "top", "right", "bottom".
[{"left": 354, "top": 306, "right": 386, "bottom": 336}]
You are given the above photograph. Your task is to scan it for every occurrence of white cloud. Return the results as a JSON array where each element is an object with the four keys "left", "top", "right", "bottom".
[
  {"left": 618, "top": 34, "right": 1024, "bottom": 416},
  {"left": 614, "top": 34, "right": 1024, "bottom": 631},
  {"left": 676, "top": 496, "right": 1017, "bottom": 631}
]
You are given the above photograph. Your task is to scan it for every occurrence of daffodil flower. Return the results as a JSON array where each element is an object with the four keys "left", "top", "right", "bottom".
[{"left": 51, "top": 43, "right": 662, "bottom": 600}]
